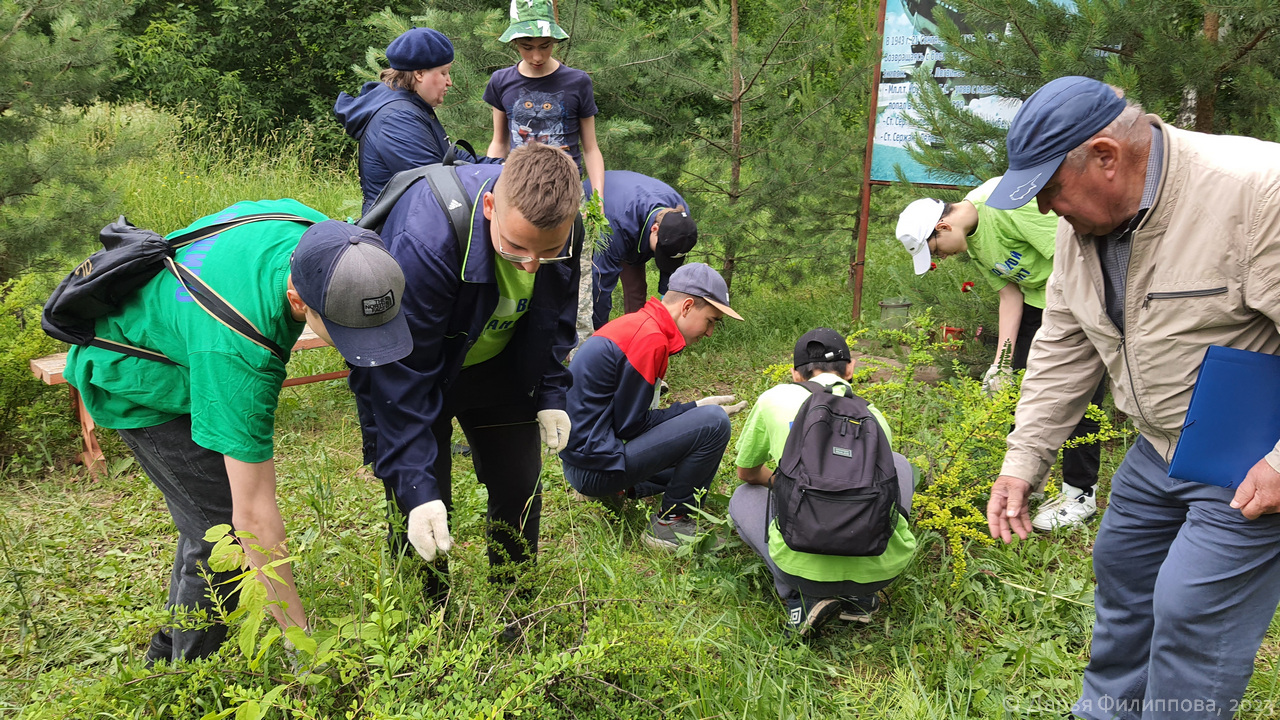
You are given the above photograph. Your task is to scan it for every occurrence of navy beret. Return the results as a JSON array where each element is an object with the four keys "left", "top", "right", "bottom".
[{"left": 386, "top": 27, "right": 454, "bottom": 71}]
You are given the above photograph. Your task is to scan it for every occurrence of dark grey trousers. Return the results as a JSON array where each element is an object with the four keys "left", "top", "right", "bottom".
[
  {"left": 728, "top": 453, "right": 915, "bottom": 601},
  {"left": 117, "top": 416, "right": 240, "bottom": 663}
]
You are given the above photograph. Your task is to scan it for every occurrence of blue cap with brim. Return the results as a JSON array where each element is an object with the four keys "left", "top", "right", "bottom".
[{"left": 987, "top": 76, "right": 1128, "bottom": 210}]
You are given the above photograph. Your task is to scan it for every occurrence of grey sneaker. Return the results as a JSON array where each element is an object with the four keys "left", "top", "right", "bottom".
[
  {"left": 642, "top": 514, "right": 700, "bottom": 550},
  {"left": 784, "top": 595, "right": 842, "bottom": 638}
]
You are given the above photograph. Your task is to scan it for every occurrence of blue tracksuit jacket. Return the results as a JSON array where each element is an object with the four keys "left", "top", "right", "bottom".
[
  {"left": 349, "top": 163, "right": 580, "bottom": 512},
  {"left": 559, "top": 298, "right": 697, "bottom": 472},
  {"left": 334, "top": 81, "right": 491, "bottom": 216},
  {"left": 587, "top": 171, "right": 689, "bottom": 327}
]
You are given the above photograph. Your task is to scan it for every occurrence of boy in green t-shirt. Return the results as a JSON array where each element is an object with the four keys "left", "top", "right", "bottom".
[
  {"left": 64, "top": 208, "right": 411, "bottom": 664},
  {"left": 896, "top": 177, "right": 1106, "bottom": 533},
  {"left": 731, "top": 329, "right": 918, "bottom": 637}
]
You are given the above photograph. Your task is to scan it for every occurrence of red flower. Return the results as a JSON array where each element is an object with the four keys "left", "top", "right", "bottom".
[
  {"left": 961, "top": 281, "right": 975, "bottom": 292},
  {"left": 929, "top": 262, "right": 937, "bottom": 271}
]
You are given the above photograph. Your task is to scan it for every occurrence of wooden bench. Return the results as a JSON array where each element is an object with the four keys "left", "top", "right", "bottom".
[{"left": 29, "top": 327, "right": 349, "bottom": 476}]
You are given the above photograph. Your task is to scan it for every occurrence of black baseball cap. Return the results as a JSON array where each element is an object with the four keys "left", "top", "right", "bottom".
[
  {"left": 793, "top": 327, "right": 851, "bottom": 367},
  {"left": 291, "top": 221, "right": 412, "bottom": 367},
  {"left": 987, "top": 76, "right": 1127, "bottom": 210},
  {"left": 654, "top": 210, "right": 697, "bottom": 276}
]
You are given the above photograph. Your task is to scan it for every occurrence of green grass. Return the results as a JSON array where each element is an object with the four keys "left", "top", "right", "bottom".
[{"left": 3, "top": 105, "right": 1280, "bottom": 719}]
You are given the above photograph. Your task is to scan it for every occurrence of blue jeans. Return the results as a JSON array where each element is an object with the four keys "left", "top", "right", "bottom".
[
  {"left": 1075, "top": 437, "right": 1280, "bottom": 720},
  {"left": 117, "top": 416, "right": 241, "bottom": 663},
  {"left": 562, "top": 405, "right": 731, "bottom": 516}
]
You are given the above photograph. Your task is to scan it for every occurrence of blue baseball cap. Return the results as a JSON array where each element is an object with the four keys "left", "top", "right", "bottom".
[
  {"left": 987, "top": 76, "right": 1127, "bottom": 210},
  {"left": 291, "top": 221, "right": 412, "bottom": 367}
]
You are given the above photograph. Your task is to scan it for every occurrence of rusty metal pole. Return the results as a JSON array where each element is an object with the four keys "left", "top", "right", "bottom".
[{"left": 853, "top": 0, "right": 889, "bottom": 324}]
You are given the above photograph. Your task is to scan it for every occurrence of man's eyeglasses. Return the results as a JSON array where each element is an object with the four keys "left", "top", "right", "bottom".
[{"left": 493, "top": 212, "right": 575, "bottom": 265}]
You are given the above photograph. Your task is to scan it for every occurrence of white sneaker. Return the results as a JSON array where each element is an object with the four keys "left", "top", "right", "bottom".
[{"left": 1031, "top": 484, "right": 1097, "bottom": 532}]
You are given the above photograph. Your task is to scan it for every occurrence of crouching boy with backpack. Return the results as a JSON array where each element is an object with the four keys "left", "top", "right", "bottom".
[{"left": 731, "top": 328, "right": 917, "bottom": 637}]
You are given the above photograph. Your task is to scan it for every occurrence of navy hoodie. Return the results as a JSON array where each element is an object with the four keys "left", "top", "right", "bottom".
[
  {"left": 334, "top": 81, "right": 484, "bottom": 216},
  {"left": 559, "top": 298, "right": 697, "bottom": 472},
  {"left": 585, "top": 171, "right": 690, "bottom": 327},
  {"left": 348, "top": 163, "right": 581, "bottom": 513}
]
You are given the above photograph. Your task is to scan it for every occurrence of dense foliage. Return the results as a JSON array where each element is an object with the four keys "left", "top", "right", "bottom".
[
  {"left": 112, "top": 0, "right": 418, "bottom": 152},
  {"left": 908, "top": 0, "right": 1280, "bottom": 181},
  {"left": 0, "top": 0, "right": 138, "bottom": 282}
]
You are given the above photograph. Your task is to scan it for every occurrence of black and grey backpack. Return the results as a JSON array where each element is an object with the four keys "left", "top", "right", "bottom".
[{"left": 769, "top": 381, "right": 901, "bottom": 556}]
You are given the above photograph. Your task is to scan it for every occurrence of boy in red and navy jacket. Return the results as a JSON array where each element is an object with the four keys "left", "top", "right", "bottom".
[{"left": 560, "top": 263, "right": 746, "bottom": 549}]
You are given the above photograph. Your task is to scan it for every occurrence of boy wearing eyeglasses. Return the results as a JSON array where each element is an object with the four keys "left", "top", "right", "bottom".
[
  {"left": 559, "top": 263, "right": 748, "bottom": 550},
  {"left": 349, "top": 142, "right": 583, "bottom": 596}
]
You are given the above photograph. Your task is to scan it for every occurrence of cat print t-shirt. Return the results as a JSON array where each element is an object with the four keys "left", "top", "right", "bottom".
[{"left": 483, "top": 64, "right": 599, "bottom": 175}]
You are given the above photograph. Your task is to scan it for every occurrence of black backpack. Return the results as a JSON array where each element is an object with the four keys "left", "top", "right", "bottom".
[
  {"left": 769, "top": 381, "right": 901, "bottom": 557},
  {"left": 42, "top": 213, "right": 315, "bottom": 365}
]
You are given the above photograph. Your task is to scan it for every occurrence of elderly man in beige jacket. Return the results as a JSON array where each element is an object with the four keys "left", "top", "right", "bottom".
[{"left": 984, "top": 76, "right": 1280, "bottom": 720}]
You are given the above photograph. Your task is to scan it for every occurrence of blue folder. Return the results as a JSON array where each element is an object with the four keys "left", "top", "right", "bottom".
[{"left": 1168, "top": 346, "right": 1280, "bottom": 488}]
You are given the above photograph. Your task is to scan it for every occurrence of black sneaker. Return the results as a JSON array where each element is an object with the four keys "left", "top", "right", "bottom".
[
  {"left": 144, "top": 629, "right": 173, "bottom": 667},
  {"left": 784, "top": 595, "right": 842, "bottom": 637},
  {"left": 837, "top": 594, "right": 881, "bottom": 623},
  {"left": 642, "top": 514, "right": 700, "bottom": 550}
]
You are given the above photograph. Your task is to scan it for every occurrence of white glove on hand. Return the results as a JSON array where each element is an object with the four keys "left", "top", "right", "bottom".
[
  {"left": 696, "top": 394, "right": 749, "bottom": 416},
  {"left": 407, "top": 500, "right": 452, "bottom": 562},
  {"left": 537, "top": 409, "right": 572, "bottom": 452},
  {"left": 981, "top": 363, "right": 1012, "bottom": 397}
]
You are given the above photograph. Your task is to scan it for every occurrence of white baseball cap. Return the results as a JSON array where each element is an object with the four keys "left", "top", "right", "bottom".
[{"left": 896, "top": 198, "right": 945, "bottom": 275}]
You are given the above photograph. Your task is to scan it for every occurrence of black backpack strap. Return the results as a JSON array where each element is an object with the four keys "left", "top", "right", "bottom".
[
  {"left": 164, "top": 256, "right": 289, "bottom": 363},
  {"left": 422, "top": 164, "right": 473, "bottom": 259},
  {"left": 168, "top": 213, "right": 317, "bottom": 250},
  {"left": 88, "top": 337, "right": 176, "bottom": 365}
]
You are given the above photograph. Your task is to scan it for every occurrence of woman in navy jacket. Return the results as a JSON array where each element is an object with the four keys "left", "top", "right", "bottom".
[{"left": 335, "top": 27, "right": 492, "bottom": 216}]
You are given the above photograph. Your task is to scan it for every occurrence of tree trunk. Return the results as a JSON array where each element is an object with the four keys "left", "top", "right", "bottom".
[
  {"left": 723, "top": 0, "right": 742, "bottom": 291},
  {"left": 1195, "top": 11, "right": 1219, "bottom": 133}
]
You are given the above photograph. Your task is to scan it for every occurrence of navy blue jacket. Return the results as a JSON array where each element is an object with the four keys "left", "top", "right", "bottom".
[
  {"left": 559, "top": 298, "right": 697, "bottom": 472},
  {"left": 334, "top": 81, "right": 487, "bottom": 216},
  {"left": 349, "top": 163, "right": 581, "bottom": 512},
  {"left": 586, "top": 171, "right": 689, "bottom": 325}
]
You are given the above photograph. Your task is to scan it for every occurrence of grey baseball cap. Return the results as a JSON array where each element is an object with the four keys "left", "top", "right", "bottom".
[
  {"left": 667, "top": 262, "right": 743, "bottom": 320},
  {"left": 291, "top": 220, "right": 412, "bottom": 367}
]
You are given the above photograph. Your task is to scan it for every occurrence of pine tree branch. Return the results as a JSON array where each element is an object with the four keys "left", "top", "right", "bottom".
[
  {"left": 1, "top": 5, "right": 37, "bottom": 48},
  {"left": 678, "top": 168, "right": 730, "bottom": 195},
  {"left": 1219, "top": 26, "right": 1276, "bottom": 74},
  {"left": 740, "top": 15, "right": 804, "bottom": 97},
  {"left": 786, "top": 70, "right": 864, "bottom": 134}
]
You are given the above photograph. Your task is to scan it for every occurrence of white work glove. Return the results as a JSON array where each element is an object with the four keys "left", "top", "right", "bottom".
[
  {"left": 696, "top": 394, "right": 749, "bottom": 416},
  {"left": 537, "top": 409, "right": 572, "bottom": 452},
  {"left": 981, "top": 363, "right": 1013, "bottom": 397},
  {"left": 407, "top": 500, "right": 453, "bottom": 562}
]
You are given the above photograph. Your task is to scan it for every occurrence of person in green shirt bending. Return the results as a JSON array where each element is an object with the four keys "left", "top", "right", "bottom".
[
  {"left": 896, "top": 177, "right": 1105, "bottom": 532},
  {"left": 730, "top": 328, "right": 918, "bottom": 637},
  {"left": 65, "top": 203, "right": 411, "bottom": 664}
]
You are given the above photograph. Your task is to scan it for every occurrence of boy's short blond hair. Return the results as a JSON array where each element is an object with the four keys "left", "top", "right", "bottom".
[{"left": 495, "top": 143, "right": 582, "bottom": 230}]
